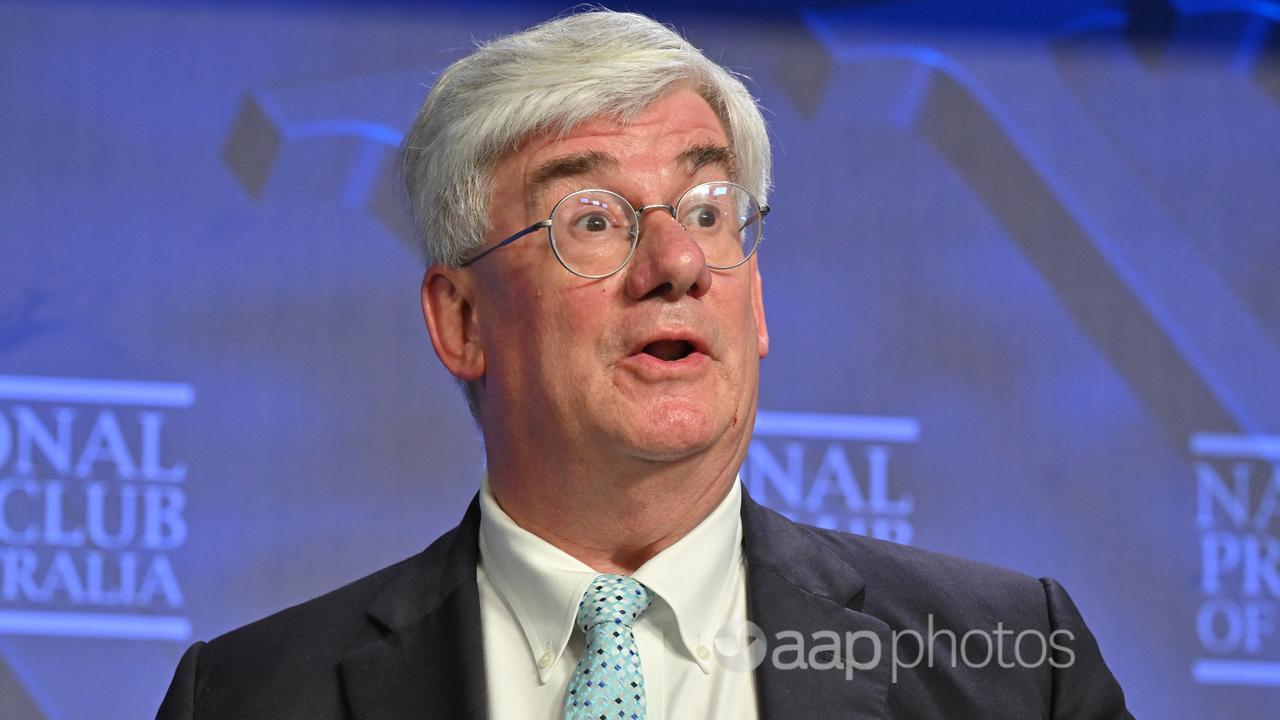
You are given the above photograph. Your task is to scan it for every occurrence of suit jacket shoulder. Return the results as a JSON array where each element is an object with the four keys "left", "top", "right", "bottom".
[
  {"left": 157, "top": 503, "right": 484, "bottom": 720},
  {"left": 740, "top": 495, "right": 1132, "bottom": 719},
  {"left": 805, "top": 521, "right": 1053, "bottom": 626}
]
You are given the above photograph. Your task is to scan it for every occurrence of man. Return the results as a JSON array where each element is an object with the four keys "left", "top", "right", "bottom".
[{"left": 158, "top": 10, "right": 1131, "bottom": 719}]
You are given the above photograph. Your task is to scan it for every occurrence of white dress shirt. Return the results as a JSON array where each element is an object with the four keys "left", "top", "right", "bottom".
[{"left": 477, "top": 477, "right": 759, "bottom": 720}]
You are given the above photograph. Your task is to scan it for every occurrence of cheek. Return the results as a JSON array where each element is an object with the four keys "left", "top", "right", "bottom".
[
  {"left": 559, "top": 283, "right": 617, "bottom": 350},
  {"left": 487, "top": 281, "right": 613, "bottom": 390},
  {"left": 722, "top": 281, "right": 763, "bottom": 353},
  {"left": 481, "top": 281, "right": 552, "bottom": 378}
]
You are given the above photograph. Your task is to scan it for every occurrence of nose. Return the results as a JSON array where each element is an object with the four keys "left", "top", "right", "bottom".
[{"left": 623, "top": 207, "right": 713, "bottom": 301}]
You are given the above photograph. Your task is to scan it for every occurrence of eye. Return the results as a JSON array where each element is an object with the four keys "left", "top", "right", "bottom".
[
  {"left": 576, "top": 212, "right": 612, "bottom": 232},
  {"left": 685, "top": 206, "right": 719, "bottom": 229},
  {"left": 581, "top": 213, "right": 609, "bottom": 230}
]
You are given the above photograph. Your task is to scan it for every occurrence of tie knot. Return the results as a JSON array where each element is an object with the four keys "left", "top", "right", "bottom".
[{"left": 575, "top": 574, "right": 651, "bottom": 633}]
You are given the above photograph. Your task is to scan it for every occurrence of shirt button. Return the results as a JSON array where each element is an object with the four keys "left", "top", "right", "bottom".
[
  {"left": 538, "top": 652, "right": 554, "bottom": 669},
  {"left": 696, "top": 645, "right": 711, "bottom": 661}
]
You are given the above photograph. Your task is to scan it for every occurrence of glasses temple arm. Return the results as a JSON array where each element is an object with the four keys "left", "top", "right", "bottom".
[
  {"left": 736, "top": 205, "right": 771, "bottom": 234},
  {"left": 459, "top": 219, "right": 553, "bottom": 267}
]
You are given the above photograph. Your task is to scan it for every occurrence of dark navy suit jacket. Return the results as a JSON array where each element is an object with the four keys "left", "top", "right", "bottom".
[{"left": 157, "top": 490, "right": 1133, "bottom": 719}]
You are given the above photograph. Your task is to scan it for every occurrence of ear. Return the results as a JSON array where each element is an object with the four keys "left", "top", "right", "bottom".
[
  {"left": 752, "top": 260, "right": 769, "bottom": 359},
  {"left": 421, "top": 266, "right": 486, "bottom": 382}
]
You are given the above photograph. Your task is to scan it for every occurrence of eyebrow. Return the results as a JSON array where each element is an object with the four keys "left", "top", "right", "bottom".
[
  {"left": 526, "top": 150, "right": 620, "bottom": 207},
  {"left": 677, "top": 142, "right": 738, "bottom": 180},
  {"left": 523, "top": 142, "right": 739, "bottom": 209}
]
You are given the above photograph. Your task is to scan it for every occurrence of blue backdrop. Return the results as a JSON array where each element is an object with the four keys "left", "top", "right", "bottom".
[{"left": 1, "top": 0, "right": 1278, "bottom": 717}]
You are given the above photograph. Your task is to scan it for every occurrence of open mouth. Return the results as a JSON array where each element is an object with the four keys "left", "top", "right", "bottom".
[{"left": 641, "top": 339, "right": 696, "bottom": 362}]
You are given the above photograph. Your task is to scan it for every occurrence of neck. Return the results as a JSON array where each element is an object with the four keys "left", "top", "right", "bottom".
[{"left": 484, "top": 431, "right": 750, "bottom": 575}]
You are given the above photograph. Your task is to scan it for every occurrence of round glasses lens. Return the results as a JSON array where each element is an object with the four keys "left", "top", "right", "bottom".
[
  {"left": 549, "top": 189, "right": 638, "bottom": 277},
  {"left": 676, "top": 182, "right": 763, "bottom": 269}
]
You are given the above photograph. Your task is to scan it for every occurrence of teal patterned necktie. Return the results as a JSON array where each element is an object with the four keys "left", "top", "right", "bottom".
[{"left": 563, "top": 574, "right": 652, "bottom": 720}]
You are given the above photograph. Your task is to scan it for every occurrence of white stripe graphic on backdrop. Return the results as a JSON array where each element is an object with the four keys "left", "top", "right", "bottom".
[
  {"left": 0, "top": 374, "right": 195, "bottom": 408},
  {"left": 753, "top": 411, "right": 920, "bottom": 442},
  {"left": 1191, "top": 659, "right": 1280, "bottom": 687},
  {"left": 0, "top": 610, "right": 191, "bottom": 641}
]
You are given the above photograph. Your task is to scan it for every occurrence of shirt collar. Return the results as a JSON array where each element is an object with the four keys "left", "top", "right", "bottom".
[
  {"left": 477, "top": 476, "right": 743, "bottom": 682},
  {"left": 631, "top": 479, "right": 743, "bottom": 674}
]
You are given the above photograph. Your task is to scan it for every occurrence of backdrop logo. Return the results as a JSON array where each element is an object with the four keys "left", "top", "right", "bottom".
[
  {"left": 744, "top": 411, "right": 918, "bottom": 544},
  {"left": 0, "top": 375, "right": 193, "bottom": 641},
  {"left": 1191, "top": 432, "right": 1280, "bottom": 687}
]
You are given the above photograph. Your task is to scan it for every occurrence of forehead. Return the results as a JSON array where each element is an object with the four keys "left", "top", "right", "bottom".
[
  {"left": 502, "top": 89, "right": 732, "bottom": 200},
  {"left": 545, "top": 89, "right": 727, "bottom": 154}
]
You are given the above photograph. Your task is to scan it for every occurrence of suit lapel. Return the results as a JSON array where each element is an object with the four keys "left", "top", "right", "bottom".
[
  {"left": 340, "top": 497, "right": 488, "bottom": 720},
  {"left": 742, "top": 489, "right": 891, "bottom": 720}
]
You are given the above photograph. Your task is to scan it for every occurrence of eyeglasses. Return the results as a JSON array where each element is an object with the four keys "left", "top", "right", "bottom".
[{"left": 460, "top": 180, "right": 769, "bottom": 278}]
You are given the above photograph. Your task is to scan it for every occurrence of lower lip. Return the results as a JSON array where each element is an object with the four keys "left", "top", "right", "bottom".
[{"left": 621, "top": 351, "right": 711, "bottom": 379}]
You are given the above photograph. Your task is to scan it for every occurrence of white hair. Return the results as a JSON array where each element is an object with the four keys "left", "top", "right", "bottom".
[{"left": 401, "top": 9, "right": 773, "bottom": 267}]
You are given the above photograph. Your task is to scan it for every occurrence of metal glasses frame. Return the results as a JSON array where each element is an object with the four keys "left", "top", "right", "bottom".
[{"left": 458, "top": 180, "right": 770, "bottom": 279}]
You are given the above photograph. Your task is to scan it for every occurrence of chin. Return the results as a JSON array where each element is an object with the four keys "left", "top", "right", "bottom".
[{"left": 622, "top": 400, "right": 726, "bottom": 461}]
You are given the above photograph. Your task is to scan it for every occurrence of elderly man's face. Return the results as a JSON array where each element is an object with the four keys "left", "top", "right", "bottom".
[{"left": 435, "top": 88, "right": 768, "bottom": 464}]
